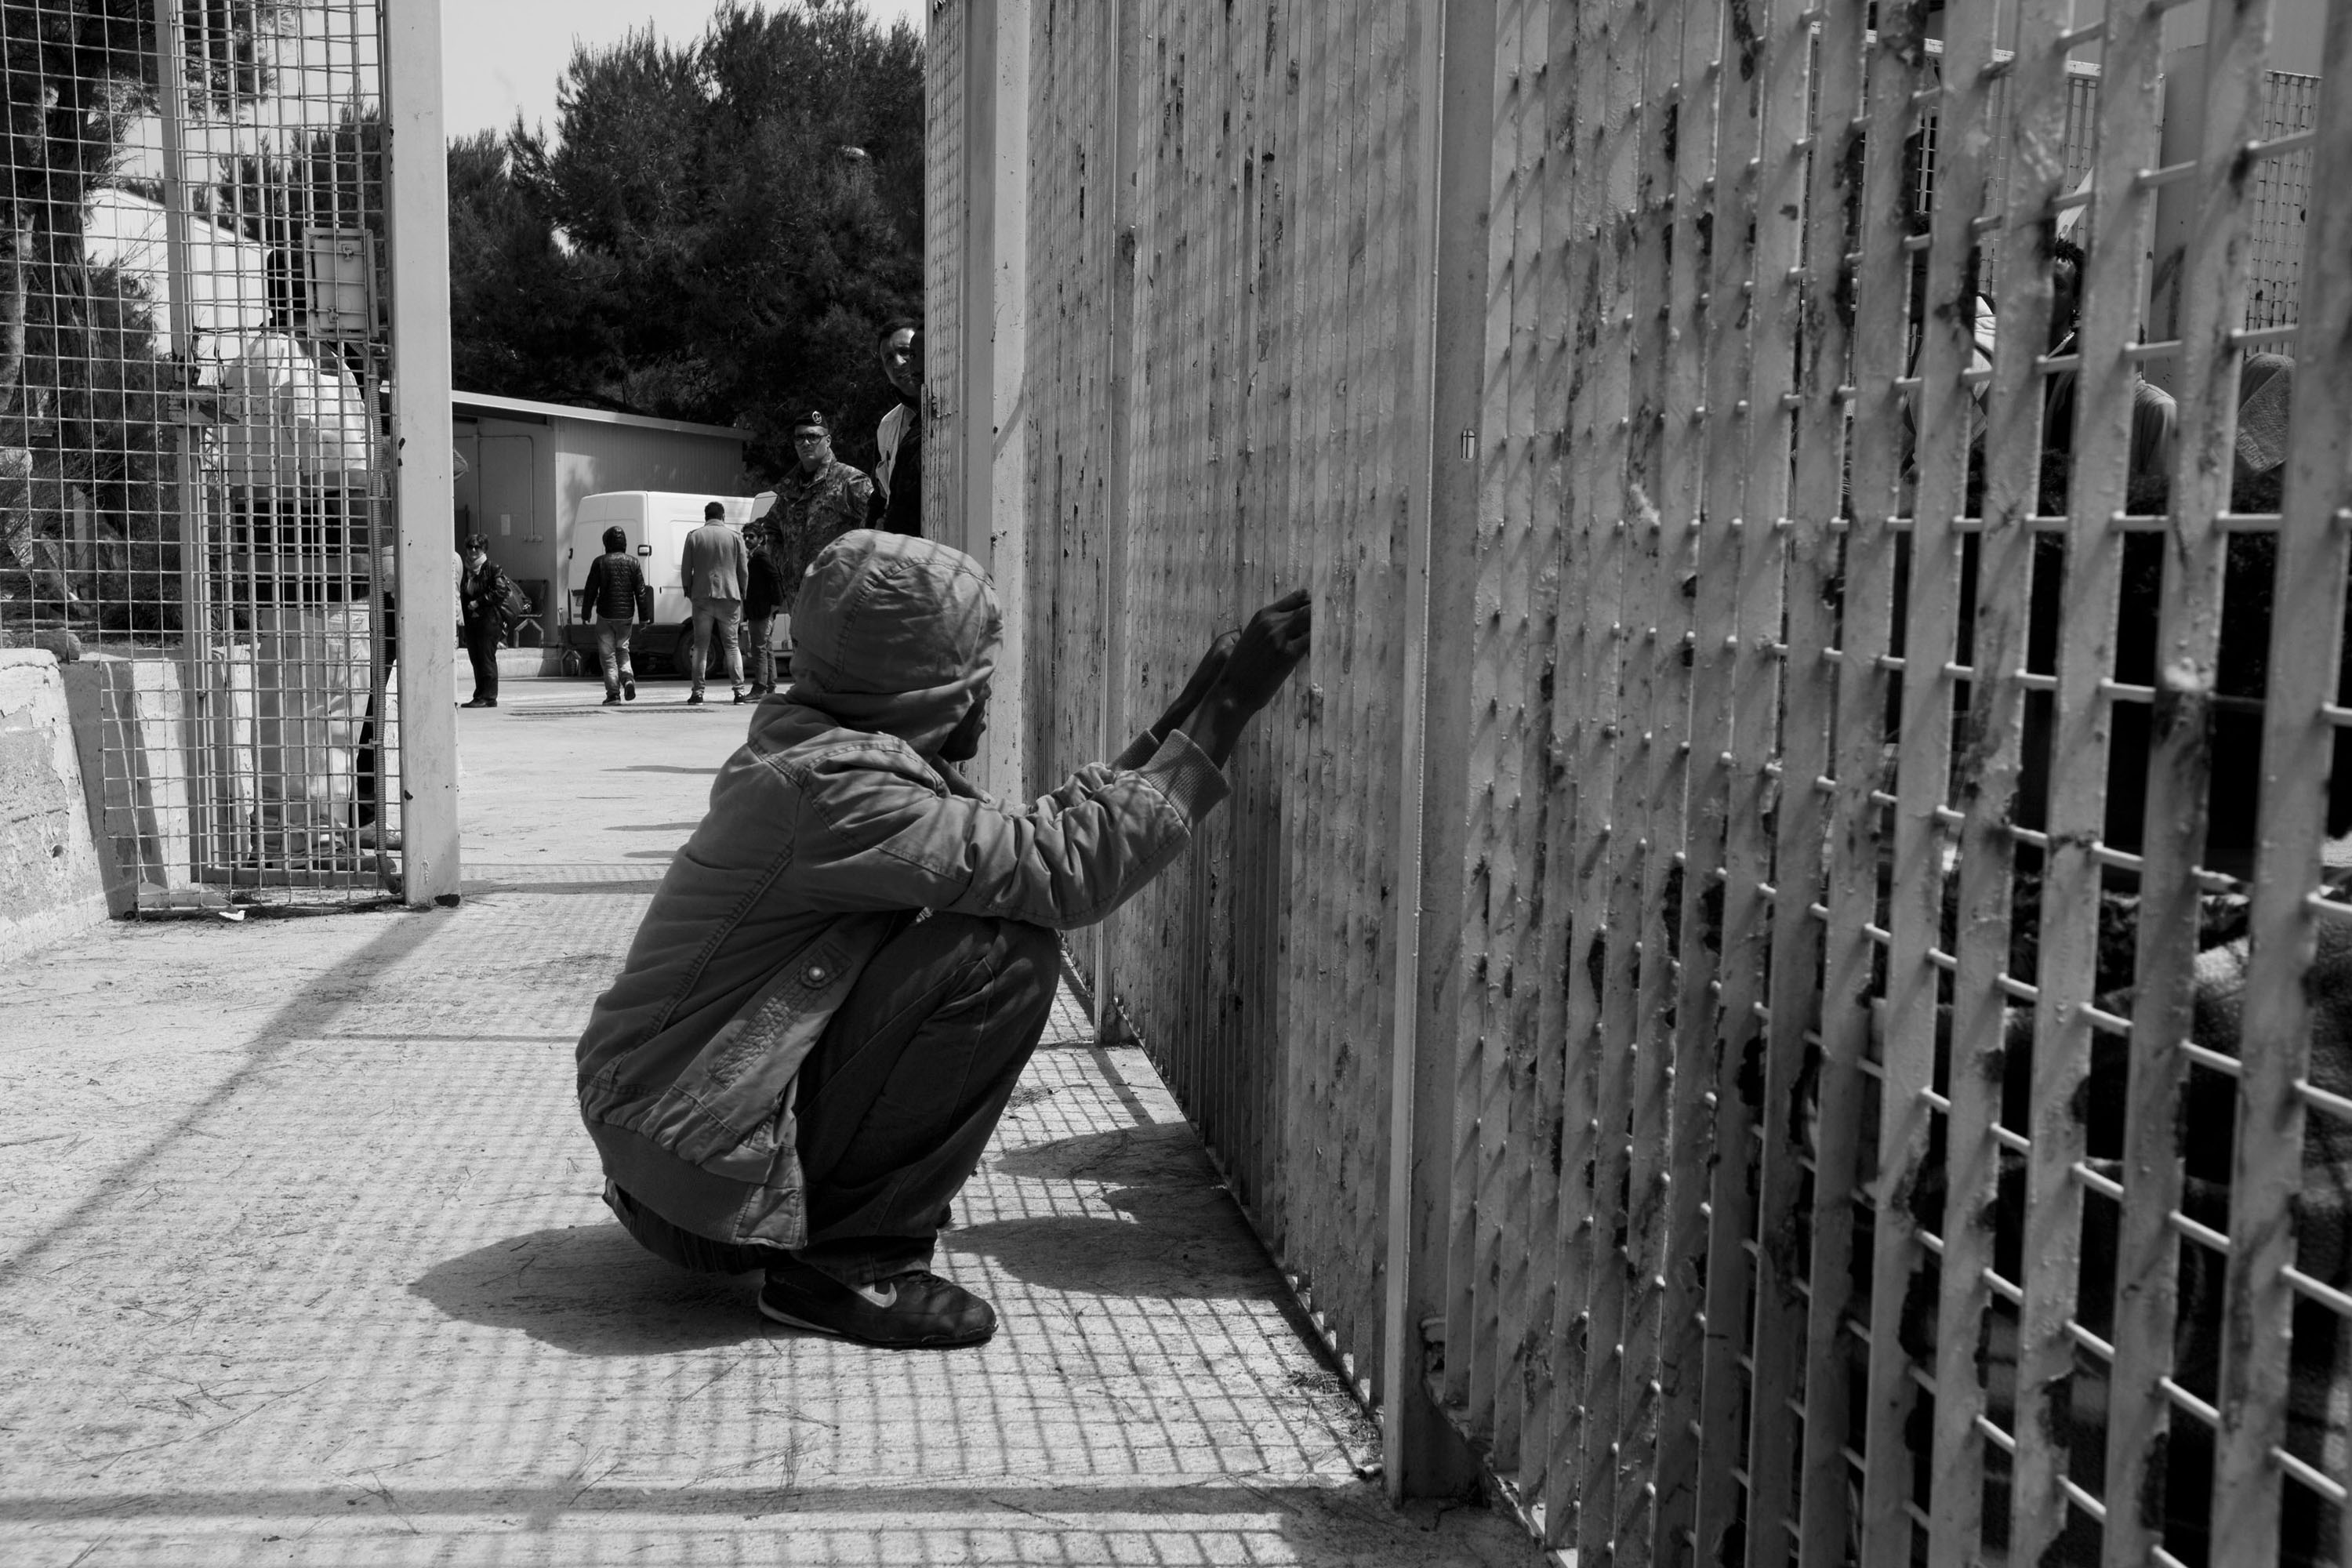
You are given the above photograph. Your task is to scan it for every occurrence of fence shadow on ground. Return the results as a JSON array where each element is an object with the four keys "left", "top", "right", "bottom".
[{"left": 947, "top": 1125, "right": 1283, "bottom": 1303}]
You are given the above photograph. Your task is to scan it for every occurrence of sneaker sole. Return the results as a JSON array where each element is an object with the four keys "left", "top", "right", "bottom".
[{"left": 757, "top": 1295, "right": 995, "bottom": 1348}]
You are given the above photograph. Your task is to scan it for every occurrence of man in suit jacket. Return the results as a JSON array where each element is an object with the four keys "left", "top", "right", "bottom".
[{"left": 681, "top": 500, "right": 750, "bottom": 706}]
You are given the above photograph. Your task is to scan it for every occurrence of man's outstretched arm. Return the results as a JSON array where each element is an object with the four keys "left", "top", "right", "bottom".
[
  {"left": 791, "top": 590, "right": 1313, "bottom": 931},
  {"left": 1180, "top": 590, "right": 1312, "bottom": 768},
  {"left": 1106, "top": 629, "right": 1238, "bottom": 769}
]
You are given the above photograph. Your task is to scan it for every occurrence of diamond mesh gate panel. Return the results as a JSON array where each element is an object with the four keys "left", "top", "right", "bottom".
[{"left": 2, "top": 1, "right": 398, "bottom": 907}]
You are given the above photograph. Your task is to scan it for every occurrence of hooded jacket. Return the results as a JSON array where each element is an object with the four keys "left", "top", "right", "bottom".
[{"left": 575, "top": 531, "right": 1229, "bottom": 1248}]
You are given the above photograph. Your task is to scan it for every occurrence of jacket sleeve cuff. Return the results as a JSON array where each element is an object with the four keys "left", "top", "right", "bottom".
[
  {"left": 1111, "top": 728, "right": 1160, "bottom": 771},
  {"left": 1134, "top": 728, "right": 1230, "bottom": 825}
]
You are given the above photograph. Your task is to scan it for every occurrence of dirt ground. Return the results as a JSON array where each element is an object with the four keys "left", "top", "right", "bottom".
[{"left": 0, "top": 678, "right": 1535, "bottom": 1566}]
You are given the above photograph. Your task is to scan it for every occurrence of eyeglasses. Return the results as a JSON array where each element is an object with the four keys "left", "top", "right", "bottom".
[{"left": 792, "top": 432, "right": 826, "bottom": 444}]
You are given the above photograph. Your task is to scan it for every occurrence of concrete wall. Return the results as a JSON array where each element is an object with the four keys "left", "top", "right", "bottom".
[{"left": 0, "top": 651, "right": 112, "bottom": 958}]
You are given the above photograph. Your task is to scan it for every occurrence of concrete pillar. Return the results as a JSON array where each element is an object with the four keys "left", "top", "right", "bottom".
[
  {"left": 952, "top": 0, "right": 1030, "bottom": 800},
  {"left": 385, "top": 0, "right": 460, "bottom": 905}
]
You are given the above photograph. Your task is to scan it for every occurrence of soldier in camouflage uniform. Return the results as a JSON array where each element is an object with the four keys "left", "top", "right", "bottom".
[{"left": 762, "top": 410, "right": 874, "bottom": 680}]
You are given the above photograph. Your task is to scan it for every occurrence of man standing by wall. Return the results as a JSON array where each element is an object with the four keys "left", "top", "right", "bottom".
[
  {"left": 680, "top": 499, "right": 749, "bottom": 706},
  {"left": 871, "top": 321, "right": 921, "bottom": 536},
  {"left": 458, "top": 533, "right": 516, "bottom": 709}
]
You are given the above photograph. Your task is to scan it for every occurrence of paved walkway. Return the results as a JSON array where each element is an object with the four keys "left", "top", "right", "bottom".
[{"left": 0, "top": 681, "right": 1529, "bottom": 1565}]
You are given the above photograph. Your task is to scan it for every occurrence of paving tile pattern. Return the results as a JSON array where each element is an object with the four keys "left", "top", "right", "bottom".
[{"left": 2, "top": 823, "right": 1527, "bottom": 1564}]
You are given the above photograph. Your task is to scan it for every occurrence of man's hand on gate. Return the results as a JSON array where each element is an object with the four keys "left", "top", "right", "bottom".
[
  {"left": 1174, "top": 629, "right": 1241, "bottom": 713},
  {"left": 1141, "top": 630, "right": 1238, "bottom": 752},
  {"left": 1178, "top": 590, "right": 1312, "bottom": 768},
  {"left": 1210, "top": 590, "right": 1311, "bottom": 714}
]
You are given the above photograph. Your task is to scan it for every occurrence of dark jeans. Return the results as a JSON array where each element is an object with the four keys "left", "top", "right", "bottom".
[
  {"left": 741, "top": 612, "right": 775, "bottom": 690},
  {"left": 606, "top": 913, "right": 1059, "bottom": 1286},
  {"left": 463, "top": 616, "right": 499, "bottom": 701}
]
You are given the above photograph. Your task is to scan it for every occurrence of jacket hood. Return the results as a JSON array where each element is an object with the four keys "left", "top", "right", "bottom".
[{"left": 786, "top": 530, "right": 1000, "bottom": 754}]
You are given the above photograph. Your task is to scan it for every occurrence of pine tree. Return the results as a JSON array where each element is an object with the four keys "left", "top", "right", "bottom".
[{"left": 454, "top": 0, "right": 924, "bottom": 481}]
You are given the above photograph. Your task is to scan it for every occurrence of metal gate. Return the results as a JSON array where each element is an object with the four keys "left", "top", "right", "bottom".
[
  {"left": 2, "top": 0, "right": 452, "bottom": 909},
  {"left": 949, "top": 0, "right": 2352, "bottom": 1560}
]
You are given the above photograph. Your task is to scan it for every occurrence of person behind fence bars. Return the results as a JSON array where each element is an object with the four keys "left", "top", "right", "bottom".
[
  {"left": 869, "top": 321, "right": 923, "bottom": 536},
  {"left": 216, "top": 251, "right": 370, "bottom": 607},
  {"left": 575, "top": 529, "right": 1309, "bottom": 1347}
]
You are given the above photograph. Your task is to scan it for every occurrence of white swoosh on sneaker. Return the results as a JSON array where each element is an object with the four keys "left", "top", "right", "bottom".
[{"left": 852, "top": 1281, "right": 898, "bottom": 1308}]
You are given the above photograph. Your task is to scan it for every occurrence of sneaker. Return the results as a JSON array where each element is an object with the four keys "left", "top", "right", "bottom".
[
  {"left": 733, "top": 689, "right": 752, "bottom": 705},
  {"left": 757, "top": 1262, "right": 996, "bottom": 1348},
  {"left": 602, "top": 693, "right": 622, "bottom": 706},
  {"left": 623, "top": 678, "right": 637, "bottom": 701},
  {"left": 687, "top": 691, "right": 705, "bottom": 706}
]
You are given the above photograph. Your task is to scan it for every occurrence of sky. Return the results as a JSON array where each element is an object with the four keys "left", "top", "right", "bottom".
[{"left": 441, "top": 0, "right": 928, "bottom": 143}]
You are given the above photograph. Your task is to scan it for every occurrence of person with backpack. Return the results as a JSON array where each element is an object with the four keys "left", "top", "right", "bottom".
[
  {"left": 458, "top": 533, "right": 521, "bottom": 709},
  {"left": 582, "top": 525, "right": 652, "bottom": 705}
]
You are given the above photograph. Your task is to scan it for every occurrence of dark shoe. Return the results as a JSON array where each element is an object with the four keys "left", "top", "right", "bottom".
[
  {"left": 483, "top": 699, "right": 498, "bottom": 708},
  {"left": 687, "top": 691, "right": 705, "bottom": 706},
  {"left": 461, "top": 697, "right": 491, "bottom": 708},
  {"left": 623, "top": 678, "right": 637, "bottom": 701},
  {"left": 758, "top": 1262, "right": 996, "bottom": 1348},
  {"left": 733, "top": 689, "right": 752, "bottom": 705},
  {"left": 602, "top": 693, "right": 622, "bottom": 706}
]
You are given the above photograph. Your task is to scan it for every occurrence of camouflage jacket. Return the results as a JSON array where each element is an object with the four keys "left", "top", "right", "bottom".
[{"left": 768, "top": 460, "right": 876, "bottom": 596}]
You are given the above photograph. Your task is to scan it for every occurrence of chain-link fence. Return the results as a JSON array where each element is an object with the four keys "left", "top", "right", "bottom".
[
  {"left": 953, "top": 0, "right": 2352, "bottom": 1560},
  {"left": 3, "top": 1, "right": 404, "bottom": 907}
]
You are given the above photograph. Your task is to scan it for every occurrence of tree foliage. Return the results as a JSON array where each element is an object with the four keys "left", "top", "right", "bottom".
[{"left": 448, "top": 0, "right": 924, "bottom": 479}]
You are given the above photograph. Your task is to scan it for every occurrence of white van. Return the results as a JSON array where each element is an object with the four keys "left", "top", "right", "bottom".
[{"left": 560, "top": 490, "right": 773, "bottom": 676}]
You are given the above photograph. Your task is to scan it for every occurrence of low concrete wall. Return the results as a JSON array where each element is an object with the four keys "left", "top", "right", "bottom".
[{"left": 0, "top": 649, "right": 113, "bottom": 957}]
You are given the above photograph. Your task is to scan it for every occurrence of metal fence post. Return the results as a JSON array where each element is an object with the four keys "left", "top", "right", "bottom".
[
  {"left": 955, "top": 0, "right": 1029, "bottom": 800},
  {"left": 1094, "top": 0, "right": 1141, "bottom": 1046},
  {"left": 383, "top": 0, "right": 458, "bottom": 906},
  {"left": 1380, "top": 0, "right": 1492, "bottom": 1504}
]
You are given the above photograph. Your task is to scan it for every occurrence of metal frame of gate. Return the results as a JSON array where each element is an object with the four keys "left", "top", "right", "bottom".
[
  {"left": 953, "top": 0, "right": 2352, "bottom": 1560},
  {"left": 0, "top": 0, "right": 453, "bottom": 910}
]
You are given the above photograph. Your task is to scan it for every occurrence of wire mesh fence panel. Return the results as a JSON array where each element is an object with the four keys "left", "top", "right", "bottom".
[
  {"left": 4, "top": 1, "right": 402, "bottom": 908},
  {"left": 975, "top": 0, "right": 2352, "bottom": 1559}
]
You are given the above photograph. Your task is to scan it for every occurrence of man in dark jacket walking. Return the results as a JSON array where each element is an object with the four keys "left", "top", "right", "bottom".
[
  {"left": 457, "top": 533, "right": 515, "bottom": 709},
  {"left": 576, "top": 530, "right": 1309, "bottom": 1348},
  {"left": 582, "top": 525, "right": 650, "bottom": 704}
]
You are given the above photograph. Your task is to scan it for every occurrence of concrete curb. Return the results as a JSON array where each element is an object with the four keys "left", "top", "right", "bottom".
[{"left": 0, "top": 650, "right": 111, "bottom": 959}]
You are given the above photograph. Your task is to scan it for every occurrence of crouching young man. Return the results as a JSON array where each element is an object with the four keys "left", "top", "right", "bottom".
[{"left": 575, "top": 530, "right": 1310, "bottom": 1347}]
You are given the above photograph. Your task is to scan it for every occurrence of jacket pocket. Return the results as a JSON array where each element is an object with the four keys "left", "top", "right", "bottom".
[{"left": 660, "top": 924, "right": 875, "bottom": 1173}]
